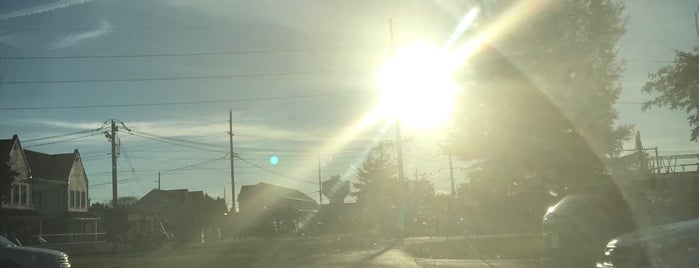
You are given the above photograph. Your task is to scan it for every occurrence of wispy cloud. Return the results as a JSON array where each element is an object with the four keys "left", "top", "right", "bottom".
[
  {"left": 0, "top": 0, "right": 96, "bottom": 20},
  {"left": 0, "top": 34, "right": 24, "bottom": 47},
  {"left": 19, "top": 118, "right": 321, "bottom": 143},
  {"left": 51, "top": 19, "right": 112, "bottom": 49}
]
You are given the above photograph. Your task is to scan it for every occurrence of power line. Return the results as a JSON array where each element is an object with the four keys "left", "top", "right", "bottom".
[
  {"left": 23, "top": 132, "right": 100, "bottom": 148},
  {"left": 0, "top": 91, "right": 365, "bottom": 111},
  {"left": 0, "top": 69, "right": 362, "bottom": 85},
  {"left": 235, "top": 155, "right": 317, "bottom": 185},
  {"left": 128, "top": 132, "right": 227, "bottom": 153},
  {"left": 129, "top": 129, "right": 223, "bottom": 149},
  {"left": 21, "top": 128, "right": 101, "bottom": 143},
  {"left": 89, "top": 156, "right": 226, "bottom": 188},
  {"left": 0, "top": 46, "right": 378, "bottom": 60}
]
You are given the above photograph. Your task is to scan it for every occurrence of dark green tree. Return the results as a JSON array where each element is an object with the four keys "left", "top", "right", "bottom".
[
  {"left": 351, "top": 143, "right": 402, "bottom": 235},
  {"left": 642, "top": 47, "right": 699, "bottom": 140},
  {"left": 450, "top": 0, "right": 630, "bottom": 231},
  {"left": 351, "top": 143, "right": 439, "bottom": 236},
  {"left": 0, "top": 161, "right": 17, "bottom": 203}
]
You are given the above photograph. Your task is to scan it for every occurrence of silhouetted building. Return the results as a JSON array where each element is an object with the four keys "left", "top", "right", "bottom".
[
  {"left": 0, "top": 135, "right": 42, "bottom": 242},
  {"left": 129, "top": 189, "right": 208, "bottom": 243},
  {"left": 0, "top": 135, "right": 100, "bottom": 245},
  {"left": 237, "top": 182, "right": 316, "bottom": 235},
  {"left": 25, "top": 149, "right": 100, "bottom": 235}
]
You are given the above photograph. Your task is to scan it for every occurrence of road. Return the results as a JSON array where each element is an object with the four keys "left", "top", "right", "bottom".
[{"left": 69, "top": 236, "right": 540, "bottom": 268}]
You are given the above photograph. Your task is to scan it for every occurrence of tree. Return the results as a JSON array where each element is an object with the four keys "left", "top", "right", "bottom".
[
  {"left": 0, "top": 161, "right": 17, "bottom": 203},
  {"left": 351, "top": 143, "right": 402, "bottom": 235},
  {"left": 351, "top": 143, "right": 438, "bottom": 236},
  {"left": 642, "top": 46, "right": 699, "bottom": 141},
  {"left": 450, "top": 0, "right": 630, "bottom": 231},
  {"left": 0, "top": 161, "right": 18, "bottom": 237},
  {"left": 89, "top": 196, "right": 140, "bottom": 241}
]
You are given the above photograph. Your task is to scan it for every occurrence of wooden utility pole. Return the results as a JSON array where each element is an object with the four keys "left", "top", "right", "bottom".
[
  {"left": 389, "top": 18, "right": 405, "bottom": 181},
  {"left": 228, "top": 110, "right": 236, "bottom": 212},
  {"left": 449, "top": 152, "right": 455, "bottom": 196},
  {"left": 318, "top": 155, "right": 323, "bottom": 206},
  {"left": 157, "top": 172, "right": 161, "bottom": 190},
  {"left": 110, "top": 119, "right": 117, "bottom": 208}
]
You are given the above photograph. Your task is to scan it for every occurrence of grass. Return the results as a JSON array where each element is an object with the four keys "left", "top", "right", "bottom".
[
  {"left": 69, "top": 234, "right": 545, "bottom": 267},
  {"left": 70, "top": 234, "right": 396, "bottom": 268}
]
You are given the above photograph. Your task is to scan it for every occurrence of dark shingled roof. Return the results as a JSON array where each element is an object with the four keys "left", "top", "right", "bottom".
[
  {"left": 238, "top": 182, "right": 316, "bottom": 203},
  {"left": 24, "top": 150, "right": 76, "bottom": 181}
]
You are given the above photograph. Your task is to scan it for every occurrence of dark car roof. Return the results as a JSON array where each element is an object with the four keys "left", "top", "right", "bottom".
[{"left": 612, "top": 218, "right": 699, "bottom": 247}]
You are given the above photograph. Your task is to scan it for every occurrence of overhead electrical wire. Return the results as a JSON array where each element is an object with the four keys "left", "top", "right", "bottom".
[
  {"left": 23, "top": 132, "right": 100, "bottom": 148},
  {"left": 235, "top": 155, "right": 317, "bottom": 185},
  {"left": 0, "top": 45, "right": 379, "bottom": 60},
  {"left": 128, "top": 132, "right": 227, "bottom": 153},
  {"left": 0, "top": 69, "right": 363, "bottom": 85},
  {"left": 129, "top": 129, "right": 223, "bottom": 149},
  {"left": 0, "top": 92, "right": 365, "bottom": 111},
  {"left": 89, "top": 156, "right": 226, "bottom": 188},
  {"left": 21, "top": 128, "right": 101, "bottom": 143}
]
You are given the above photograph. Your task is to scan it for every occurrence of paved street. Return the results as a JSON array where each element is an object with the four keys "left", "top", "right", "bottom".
[{"left": 70, "top": 236, "right": 541, "bottom": 268}]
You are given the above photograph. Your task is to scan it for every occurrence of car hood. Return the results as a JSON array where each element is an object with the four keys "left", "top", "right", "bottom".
[
  {"left": 611, "top": 219, "right": 699, "bottom": 247},
  {"left": 6, "top": 245, "right": 67, "bottom": 257}
]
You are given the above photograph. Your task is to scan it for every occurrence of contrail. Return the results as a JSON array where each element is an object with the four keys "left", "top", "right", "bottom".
[{"left": 0, "top": 0, "right": 96, "bottom": 20}]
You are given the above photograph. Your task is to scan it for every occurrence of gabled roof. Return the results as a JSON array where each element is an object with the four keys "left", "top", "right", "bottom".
[
  {"left": 132, "top": 189, "right": 206, "bottom": 213},
  {"left": 238, "top": 182, "right": 316, "bottom": 204},
  {"left": 24, "top": 149, "right": 78, "bottom": 181},
  {"left": 0, "top": 135, "right": 30, "bottom": 178}
]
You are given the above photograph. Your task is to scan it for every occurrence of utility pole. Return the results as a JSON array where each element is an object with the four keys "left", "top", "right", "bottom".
[
  {"left": 228, "top": 110, "right": 236, "bottom": 212},
  {"left": 449, "top": 152, "right": 455, "bottom": 196},
  {"left": 110, "top": 119, "right": 117, "bottom": 208},
  {"left": 318, "top": 155, "right": 323, "bottom": 206},
  {"left": 695, "top": 5, "right": 698, "bottom": 39},
  {"left": 389, "top": 18, "right": 405, "bottom": 181},
  {"left": 157, "top": 172, "right": 161, "bottom": 190}
]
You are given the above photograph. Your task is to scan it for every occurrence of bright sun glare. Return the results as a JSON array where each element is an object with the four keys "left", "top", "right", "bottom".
[{"left": 374, "top": 44, "right": 459, "bottom": 129}]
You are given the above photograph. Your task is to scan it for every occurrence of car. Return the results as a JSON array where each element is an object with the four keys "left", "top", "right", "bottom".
[
  {"left": 0, "top": 235, "right": 71, "bottom": 268},
  {"left": 542, "top": 194, "right": 634, "bottom": 268},
  {"left": 597, "top": 218, "right": 699, "bottom": 268}
]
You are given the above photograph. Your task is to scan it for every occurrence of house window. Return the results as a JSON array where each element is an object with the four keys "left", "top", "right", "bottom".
[
  {"left": 11, "top": 184, "right": 20, "bottom": 204},
  {"left": 81, "top": 191, "right": 86, "bottom": 208},
  {"left": 19, "top": 184, "right": 27, "bottom": 205},
  {"left": 69, "top": 190, "right": 76, "bottom": 208}
]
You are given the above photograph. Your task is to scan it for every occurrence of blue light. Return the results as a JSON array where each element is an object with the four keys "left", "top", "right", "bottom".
[{"left": 269, "top": 156, "right": 279, "bottom": 165}]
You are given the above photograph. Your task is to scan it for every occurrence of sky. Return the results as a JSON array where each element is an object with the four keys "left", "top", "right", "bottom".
[{"left": 0, "top": 0, "right": 698, "bottom": 208}]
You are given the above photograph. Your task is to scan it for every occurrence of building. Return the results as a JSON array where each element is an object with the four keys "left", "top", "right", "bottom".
[
  {"left": 237, "top": 182, "right": 317, "bottom": 235},
  {"left": 0, "top": 135, "right": 42, "bottom": 240},
  {"left": 129, "top": 189, "right": 224, "bottom": 244},
  {"left": 0, "top": 135, "right": 101, "bottom": 244},
  {"left": 24, "top": 149, "right": 100, "bottom": 235}
]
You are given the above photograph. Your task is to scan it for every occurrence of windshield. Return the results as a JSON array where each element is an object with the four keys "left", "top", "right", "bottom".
[{"left": 1, "top": 1, "right": 698, "bottom": 267}]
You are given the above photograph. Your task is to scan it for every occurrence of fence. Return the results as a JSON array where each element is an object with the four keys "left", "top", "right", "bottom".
[{"left": 29, "top": 233, "right": 108, "bottom": 245}]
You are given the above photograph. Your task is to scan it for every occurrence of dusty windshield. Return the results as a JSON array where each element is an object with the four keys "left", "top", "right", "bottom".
[{"left": 1, "top": 0, "right": 698, "bottom": 267}]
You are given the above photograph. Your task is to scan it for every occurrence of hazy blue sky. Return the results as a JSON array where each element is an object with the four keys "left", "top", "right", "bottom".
[{"left": 1, "top": 0, "right": 698, "bottom": 207}]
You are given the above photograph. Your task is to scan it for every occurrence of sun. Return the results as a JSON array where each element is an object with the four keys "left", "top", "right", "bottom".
[{"left": 374, "top": 44, "right": 459, "bottom": 129}]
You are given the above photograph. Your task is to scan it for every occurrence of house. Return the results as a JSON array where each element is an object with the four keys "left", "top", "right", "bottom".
[
  {"left": 24, "top": 149, "right": 100, "bottom": 235},
  {"left": 129, "top": 189, "right": 224, "bottom": 244},
  {"left": 0, "top": 135, "right": 42, "bottom": 239},
  {"left": 237, "top": 182, "right": 317, "bottom": 235},
  {"left": 1, "top": 134, "right": 101, "bottom": 245}
]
